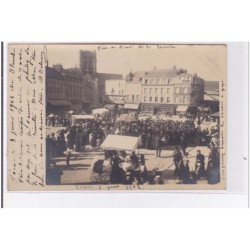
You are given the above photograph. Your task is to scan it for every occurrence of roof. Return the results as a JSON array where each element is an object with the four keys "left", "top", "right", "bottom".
[
  {"left": 61, "top": 68, "right": 82, "bottom": 80},
  {"left": 47, "top": 100, "right": 71, "bottom": 106},
  {"left": 46, "top": 67, "right": 64, "bottom": 79},
  {"left": 128, "top": 67, "right": 199, "bottom": 84},
  {"left": 97, "top": 73, "right": 123, "bottom": 81},
  {"left": 130, "top": 68, "right": 179, "bottom": 82},
  {"left": 101, "top": 135, "right": 139, "bottom": 151}
]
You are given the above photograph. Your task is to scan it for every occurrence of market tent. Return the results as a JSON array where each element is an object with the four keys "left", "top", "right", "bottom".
[
  {"left": 176, "top": 106, "right": 188, "bottom": 112},
  {"left": 72, "top": 115, "right": 95, "bottom": 120},
  {"left": 92, "top": 108, "right": 108, "bottom": 115},
  {"left": 104, "top": 104, "right": 116, "bottom": 110},
  {"left": 211, "top": 111, "right": 219, "bottom": 118},
  {"left": 101, "top": 135, "right": 139, "bottom": 151},
  {"left": 47, "top": 100, "right": 71, "bottom": 106},
  {"left": 116, "top": 114, "right": 138, "bottom": 123},
  {"left": 48, "top": 113, "right": 55, "bottom": 118},
  {"left": 198, "top": 106, "right": 210, "bottom": 112},
  {"left": 124, "top": 103, "right": 139, "bottom": 110}
]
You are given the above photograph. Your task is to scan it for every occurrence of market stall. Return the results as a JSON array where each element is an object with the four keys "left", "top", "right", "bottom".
[
  {"left": 71, "top": 114, "right": 95, "bottom": 125},
  {"left": 101, "top": 134, "right": 139, "bottom": 152}
]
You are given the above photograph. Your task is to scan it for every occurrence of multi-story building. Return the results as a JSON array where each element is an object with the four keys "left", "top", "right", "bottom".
[
  {"left": 46, "top": 66, "right": 70, "bottom": 113},
  {"left": 46, "top": 64, "right": 94, "bottom": 113},
  {"left": 46, "top": 50, "right": 123, "bottom": 113},
  {"left": 104, "top": 67, "right": 205, "bottom": 115}
]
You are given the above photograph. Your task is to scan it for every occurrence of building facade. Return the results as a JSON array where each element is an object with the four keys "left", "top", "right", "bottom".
[
  {"left": 104, "top": 67, "right": 205, "bottom": 115},
  {"left": 46, "top": 64, "right": 95, "bottom": 113},
  {"left": 46, "top": 50, "right": 123, "bottom": 114},
  {"left": 140, "top": 68, "right": 204, "bottom": 114}
]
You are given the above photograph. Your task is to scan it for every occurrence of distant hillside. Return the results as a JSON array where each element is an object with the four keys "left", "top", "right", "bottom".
[{"left": 204, "top": 81, "right": 219, "bottom": 91}]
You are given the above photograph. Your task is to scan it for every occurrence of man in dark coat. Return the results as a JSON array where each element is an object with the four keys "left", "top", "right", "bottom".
[
  {"left": 130, "top": 151, "right": 139, "bottom": 168},
  {"left": 173, "top": 146, "right": 183, "bottom": 176},
  {"left": 195, "top": 150, "right": 206, "bottom": 178}
]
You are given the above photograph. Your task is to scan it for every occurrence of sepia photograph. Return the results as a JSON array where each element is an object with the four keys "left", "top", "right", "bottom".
[{"left": 41, "top": 44, "right": 226, "bottom": 189}]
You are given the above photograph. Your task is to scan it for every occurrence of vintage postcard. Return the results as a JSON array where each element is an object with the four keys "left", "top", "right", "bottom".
[{"left": 7, "top": 43, "right": 226, "bottom": 191}]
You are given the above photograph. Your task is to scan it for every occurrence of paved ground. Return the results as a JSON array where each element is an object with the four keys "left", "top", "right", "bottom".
[{"left": 52, "top": 145, "right": 210, "bottom": 185}]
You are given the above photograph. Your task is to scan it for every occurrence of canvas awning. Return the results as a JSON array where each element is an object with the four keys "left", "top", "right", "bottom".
[
  {"left": 47, "top": 100, "right": 71, "bottom": 106},
  {"left": 92, "top": 108, "right": 108, "bottom": 115},
  {"left": 104, "top": 104, "right": 116, "bottom": 110},
  {"left": 71, "top": 115, "right": 95, "bottom": 120},
  {"left": 211, "top": 112, "right": 219, "bottom": 118},
  {"left": 124, "top": 103, "right": 139, "bottom": 110},
  {"left": 204, "top": 94, "right": 219, "bottom": 101},
  {"left": 198, "top": 107, "right": 210, "bottom": 112},
  {"left": 176, "top": 105, "right": 188, "bottom": 112},
  {"left": 101, "top": 135, "right": 139, "bottom": 151}
]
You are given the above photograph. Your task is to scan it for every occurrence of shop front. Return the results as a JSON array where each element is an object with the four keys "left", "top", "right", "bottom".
[
  {"left": 141, "top": 104, "right": 175, "bottom": 115},
  {"left": 123, "top": 103, "right": 140, "bottom": 114},
  {"left": 46, "top": 99, "right": 72, "bottom": 114}
]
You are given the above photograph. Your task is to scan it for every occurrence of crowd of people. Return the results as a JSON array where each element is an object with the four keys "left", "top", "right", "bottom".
[{"left": 46, "top": 110, "right": 220, "bottom": 185}]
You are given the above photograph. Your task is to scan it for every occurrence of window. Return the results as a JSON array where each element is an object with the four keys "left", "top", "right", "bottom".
[
  {"left": 132, "top": 95, "right": 135, "bottom": 102},
  {"left": 175, "top": 87, "right": 179, "bottom": 94},
  {"left": 161, "top": 97, "right": 164, "bottom": 102},
  {"left": 145, "top": 79, "right": 148, "bottom": 84},
  {"left": 167, "top": 88, "right": 170, "bottom": 94},
  {"left": 149, "top": 96, "right": 152, "bottom": 102},
  {"left": 175, "top": 96, "right": 178, "bottom": 103},
  {"left": 149, "top": 88, "right": 152, "bottom": 94},
  {"left": 161, "top": 88, "right": 163, "bottom": 94},
  {"left": 155, "top": 88, "right": 158, "bottom": 94},
  {"left": 167, "top": 97, "right": 170, "bottom": 103},
  {"left": 155, "top": 97, "right": 158, "bottom": 102},
  {"left": 144, "top": 96, "right": 147, "bottom": 102},
  {"left": 168, "top": 79, "right": 171, "bottom": 84},
  {"left": 144, "top": 88, "right": 147, "bottom": 94},
  {"left": 136, "top": 95, "right": 139, "bottom": 101}
]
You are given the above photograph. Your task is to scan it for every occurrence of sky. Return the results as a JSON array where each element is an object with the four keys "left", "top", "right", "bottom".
[{"left": 46, "top": 44, "right": 226, "bottom": 81}]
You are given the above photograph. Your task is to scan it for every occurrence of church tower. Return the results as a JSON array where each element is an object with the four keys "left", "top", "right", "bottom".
[{"left": 79, "top": 50, "right": 97, "bottom": 75}]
